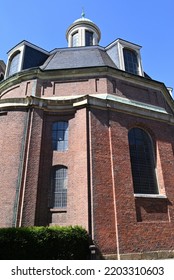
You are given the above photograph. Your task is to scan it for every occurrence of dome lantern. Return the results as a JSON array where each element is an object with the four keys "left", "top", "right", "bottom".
[{"left": 66, "top": 12, "right": 101, "bottom": 47}]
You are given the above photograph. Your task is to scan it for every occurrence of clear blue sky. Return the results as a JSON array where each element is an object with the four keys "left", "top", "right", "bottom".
[{"left": 1, "top": 0, "right": 173, "bottom": 91}]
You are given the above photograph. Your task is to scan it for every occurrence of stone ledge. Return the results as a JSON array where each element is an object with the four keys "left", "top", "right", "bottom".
[{"left": 103, "top": 250, "right": 174, "bottom": 260}]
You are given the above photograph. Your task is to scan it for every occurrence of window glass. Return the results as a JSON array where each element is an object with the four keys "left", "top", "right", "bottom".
[
  {"left": 128, "top": 128, "right": 158, "bottom": 194},
  {"left": 51, "top": 166, "right": 67, "bottom": 208},
  {"left": 85, "top": 31, "right": 93, "bottom": 46},
  {"left": 123, "top": 48, "right": 138, "bottom": 75},
  {"left": 8, "top": 52, "right": 21, "bottom": 76},
  {"left": 52, "top": 121, "right": 68, "bottom": 151}
]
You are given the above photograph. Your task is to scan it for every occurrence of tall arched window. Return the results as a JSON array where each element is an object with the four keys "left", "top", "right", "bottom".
[
  {"left": 128, "top": 128, "right": 158, "bottom": 194},
  {"left": 8, "top": 51, "right": 21, "bottom": 76},
  {"left": 51, "top": 165, "right": 68, "bottom": 208},
  {"left": 123, "top": 48, "right": 138, "bottom": 75},
  {"left": 52, "top": 121, "right": 68, "bottom": 151}
]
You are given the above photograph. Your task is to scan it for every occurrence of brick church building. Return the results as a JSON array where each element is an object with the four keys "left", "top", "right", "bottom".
[{"left": 0, "top": 13, "right": 174, "bottom": 259}]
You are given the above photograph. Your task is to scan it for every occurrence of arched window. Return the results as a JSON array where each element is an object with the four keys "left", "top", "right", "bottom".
[
  {"left": 85, "top": 31, "right": 93, "bottom": 46},
  {"left": 123, "top": 48, "right": 138, "bottom": 75},
  {"left": 51, "top": 165, "right": 68, "bottom": 208},
  {"left": 52, "top": 121, "right": 68, "bottom": 151},
  {"left": 72, "top": 32, "right": 79, "bottom": 47},
  {"left": 8, "top": 51, "right": 21, "bottom": 76},
  {"left": 128, "top": 128, "right": 158, "bottom": 194}
]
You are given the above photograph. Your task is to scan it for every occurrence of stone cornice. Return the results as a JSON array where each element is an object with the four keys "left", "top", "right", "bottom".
[
  {"left": 0, "top": 66, "right": 171, "bottom": 94},
  {"left": 0, "top": 94, "right": 174, "bottom": 125},
  {"left": 0, "top": 66, "right": 173, "bottom": 114}
]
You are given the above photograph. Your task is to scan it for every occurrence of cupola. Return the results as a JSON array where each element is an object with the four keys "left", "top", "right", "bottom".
[{"left": 66, "top": 11, "right": 101, "bottom": 47}]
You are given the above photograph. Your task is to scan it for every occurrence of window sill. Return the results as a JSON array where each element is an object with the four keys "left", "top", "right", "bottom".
[
  {"left": 49, "top": 208, "right": 67, "bottom": 213},
  {"left": 0, "top": 111, "right": 7, "bottom": 116},
  {"left": 134, "top": 194, "right": 167, "bottom": 199}
]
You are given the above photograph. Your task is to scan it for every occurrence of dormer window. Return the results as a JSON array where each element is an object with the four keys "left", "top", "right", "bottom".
[
  {"left": 5, "top": 41, "right": 49, "bottom": 79},
  {"left": 106, "top": 39, "right": 144, "bottom": 77},
  {"left": 123, "top": 48, "right": 138, "bottom": 75},
  {"left": 85, "top": 31, "right": 93, "bottom": 46},
  {"left": 8, "top": 51, "right": 21, "bottom": 76}
]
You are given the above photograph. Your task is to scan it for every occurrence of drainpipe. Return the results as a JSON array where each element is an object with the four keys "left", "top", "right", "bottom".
[
  {"left": 86, "top": 107, "right": 94, "bottom": 239},
  {"left": 108, "top": 111, "right": 120, "bottom": 260},
  {"left": 12, "top": 106, "right": 34, "bottom": 227},
  {"left": 18, "top": 107, "right": 34, "bottom": 227}
]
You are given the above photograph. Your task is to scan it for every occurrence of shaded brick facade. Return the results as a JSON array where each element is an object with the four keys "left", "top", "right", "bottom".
[{"left": 0, "top": 17, "right": 174, "bottom": 259}]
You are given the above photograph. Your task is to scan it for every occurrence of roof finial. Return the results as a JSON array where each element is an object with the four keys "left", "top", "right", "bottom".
[{"left": 81, "top": 7, "right": 85, "bottom": 18}]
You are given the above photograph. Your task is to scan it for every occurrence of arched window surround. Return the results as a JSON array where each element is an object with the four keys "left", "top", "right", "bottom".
[
  {"left": 128, "top": 127, "right": 159, "bottom": 195},
  {"left": 8, "top": 51, "right": 21, "bottom": 77}
]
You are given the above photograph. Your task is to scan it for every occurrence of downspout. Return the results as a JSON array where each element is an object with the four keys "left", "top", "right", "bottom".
[
  {"left": 108, "top": 111, "right": 120, "bottom": 260},
  {"left": 17, "top": 107, "right": 34, "bottom": 227},
  {"left": 86, "top": 107, "right": 94, "bottom": 240},
  {"left": 12, "top": 106, "right": 33, "bottom": 227}
]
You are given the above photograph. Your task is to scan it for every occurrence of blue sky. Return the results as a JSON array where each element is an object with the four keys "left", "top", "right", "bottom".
[{"left": 1, "top": 0, "right": 173, "bottom": 91}]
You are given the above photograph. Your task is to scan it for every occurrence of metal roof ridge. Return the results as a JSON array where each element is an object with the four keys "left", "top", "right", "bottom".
[{"left": 50, "top": 45, "right": 105, "bottom": 54}]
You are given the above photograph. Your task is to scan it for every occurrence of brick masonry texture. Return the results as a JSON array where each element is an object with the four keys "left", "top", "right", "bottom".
[
  {"left": 0, "top": 110, "right": 28, "bottom": 227},
  {"left": 0, "top": 73, "right": 174, "bottom": 259},
  {"left": 35, "top": 108, "right": 89, "bottom": 229},
  {"left": 90, "top": 108, "right": 174, "bottom": 255}
]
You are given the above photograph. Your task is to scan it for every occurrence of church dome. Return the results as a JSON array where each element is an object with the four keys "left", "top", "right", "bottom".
[
  {"left": 74, "top": 16, "right": 93, "bottom": 23},
  {"left": 73, "top": 11, "right": 93, "bottom": 23},
  {"left": 66, "top": 12, "right": 101, "bottom": 47}
]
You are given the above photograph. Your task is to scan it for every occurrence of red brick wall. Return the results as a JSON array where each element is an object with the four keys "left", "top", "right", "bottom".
[
  {"left": 1, "top": 77, "right": 108, "bottom": 99},
  {"left": 90, "top": 108, "right": 117, "bottom": 255},
  {"left": 41, "top": 78, "right": 108, "bottom": 97},
  {"left": 1, "top": 72, "right": 174, "bottom": 257},
  {"left": 1, "top": 81, "right": 34, "bottom": 99},
  {"left": 107, "top": 78, "right": 173, "bottom": 114},
  {"left": 21, "top": 109, "right": 44, "bottom": 226},
  {"left": 35, "top": 108, "right": 89, "bottom": 230},
  {"left": 1, "top": 77, "right": 172, "bottom": 116},
  {"left": 90, "top": 108, "right": 174, "bottom": 255},
  {"left": 0, "top": 110, "right": 27, "bottom": 227}
]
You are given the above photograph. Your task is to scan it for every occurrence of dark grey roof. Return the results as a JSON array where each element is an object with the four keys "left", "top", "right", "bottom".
[{"left": 41, "top": 46, "right": 117, "bottom": 70}]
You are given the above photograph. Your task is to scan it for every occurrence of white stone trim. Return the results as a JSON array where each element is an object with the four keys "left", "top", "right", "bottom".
[
  {"left": 5, "top": 45, "right": 25, "bottom": 78},
  {"left": 134, "top": 194, "right": 167, "bottom": 199},
  {"left": 0, "top": 94, "right": 174, "bottom": 125}
]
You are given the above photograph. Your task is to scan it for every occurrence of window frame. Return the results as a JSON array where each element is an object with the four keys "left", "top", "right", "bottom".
[
  {"left": 72, "top": 31, "right": 79, "bottom": 47},
  {"left": 128, "top": 127, "right": 158, "bottom": 195},
  {"left": 8, "top": 51, "right": 21, "bottom": 77},
  {"left": 115, "top": 39, "right": 144, "bottom": 76},
  {"left": 85, "top": 30, "right": 93, "bottom": 46},
  {"left": 50, "top": 165, "right": 68, "bottom": 209},
  {"left": 123, "top": 48, "right": 139, "bottom": 75},
  {"left": 52, "top": 121, "right": 69, "bottom": 152}
]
